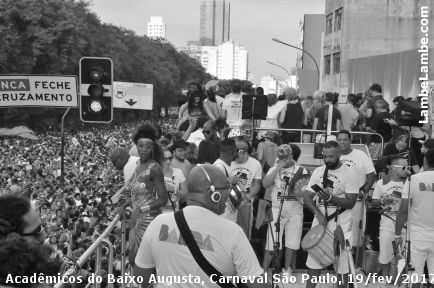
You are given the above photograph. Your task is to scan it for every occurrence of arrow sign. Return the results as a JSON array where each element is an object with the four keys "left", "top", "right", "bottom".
[
  {"left": 125, "top": 99, "right": 137, "bottom": 106},
  {"left": 113, "top": 82, "right": 153, "bottom": 110}
]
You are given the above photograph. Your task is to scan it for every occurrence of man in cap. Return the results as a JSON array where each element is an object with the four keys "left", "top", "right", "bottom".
[
  {"left": 231, "top": 139, "right": 262, "bottom": 238},
  {"left": 262, "top": 144, "right": 309, "bottom": 278},
  {"left": 257, "top": 131, "right": 278, "bottom": 173},
  {"left": 134, "top": 164, "right": 268, "bottom": 287}
]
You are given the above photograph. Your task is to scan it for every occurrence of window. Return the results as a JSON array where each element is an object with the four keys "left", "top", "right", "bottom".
[
  {"left": 324, "top": 55, "right": 331, "bottom": 75},
  {"left": 326, "top": 13, "right": 333, "bottom": 34},
  {"left": 333, "top": 53, "right": 341, "bottom": 74},
  {"left": 334, "top": 8, "right": 343, "bottom": 31}
]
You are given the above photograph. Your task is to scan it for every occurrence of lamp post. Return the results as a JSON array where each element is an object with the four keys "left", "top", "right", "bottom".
[
  {"left": 267, "top": 61, "right": 293, "bottom": 87},
  {"left": 272, "top": 37, "right": 320, "bottom": 89}
]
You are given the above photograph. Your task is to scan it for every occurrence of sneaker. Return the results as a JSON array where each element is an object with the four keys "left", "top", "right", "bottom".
[{"left": 281, "top": 267, "right": 293, "bottom": 277}]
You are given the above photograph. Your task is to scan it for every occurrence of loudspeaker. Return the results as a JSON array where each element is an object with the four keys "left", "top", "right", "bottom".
[
  {"left": 396, "top": 100, "right": 424, "bottom": 127},
  {"left": 241, "top": 95, "right": 268, "bottom": 120}
]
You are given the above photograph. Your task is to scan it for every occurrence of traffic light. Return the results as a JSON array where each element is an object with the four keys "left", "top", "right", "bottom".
[{"left": 79, "top": 57, "right": 113, "bottom": 123}]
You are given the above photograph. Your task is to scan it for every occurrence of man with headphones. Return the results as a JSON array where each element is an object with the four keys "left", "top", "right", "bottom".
[{"left": 135, "top": 164, "right": 267, "bottom": 288}]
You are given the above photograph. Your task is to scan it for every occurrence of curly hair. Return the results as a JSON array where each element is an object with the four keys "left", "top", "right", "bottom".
[
  {"left": 187, "top": 90, "right": 204, "bottom": 114},
  {"left": 0, "top": 194, "right": 30, "bottom": 237},
  {"left": 132, "top": 124, "right": 164, "bottom": 164},
  {"left": 0, "top": 234, "right": 62, "bottom": 288}
]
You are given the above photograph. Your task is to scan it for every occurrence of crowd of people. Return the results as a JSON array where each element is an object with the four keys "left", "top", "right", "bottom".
[{"left": 1, "top": 81, "right": 434, "bottom": 288}]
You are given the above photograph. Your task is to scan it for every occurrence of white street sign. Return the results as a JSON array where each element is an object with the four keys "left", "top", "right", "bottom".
[
  {"left": 113, "top": 82, "right": 153, "bottom": 110},
  {"left": 0, "top": 75, "right": 78, "bottom": 107}
]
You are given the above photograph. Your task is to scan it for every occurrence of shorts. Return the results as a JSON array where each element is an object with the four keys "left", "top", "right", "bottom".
[
  {"left": 410, "top": 240, "right": 434, "bottom": 278},
  {"left": 265, "top": 209, "right": 303, "bottom": 251},
  {"left": 305, "top": 218, "right": 352, "bottom": 274},
  {"left": 378, "top": 229, "right": 406, "bottom": 264}
]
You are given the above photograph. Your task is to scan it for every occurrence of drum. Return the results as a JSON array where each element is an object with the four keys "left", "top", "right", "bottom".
[{"left": 301, "top": 224, "right": 335, "bottom": 267}]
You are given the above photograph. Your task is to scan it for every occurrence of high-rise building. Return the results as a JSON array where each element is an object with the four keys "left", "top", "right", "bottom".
[
  {"left": 322, "top": 0, "right": 434, "bottom": 103},
  {"left": 179, "top": 41, "right": 248, "bottom": 80},
  {"left": 200, "top": 0, "right": 230, "bottom": 46},
  {"left": 217, "top": 41, "right": 248, "bottom": 80},
  {"left": 147, "top": 16, "right": 166, "bottom": 40}
]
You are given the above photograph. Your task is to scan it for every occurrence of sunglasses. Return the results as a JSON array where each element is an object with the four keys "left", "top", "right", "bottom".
[
  {"left": 391, "top": 165, "right": 411, "bottom": 171},
  {"left": 202, "top": 130, "right": 212, "bottom": 135},
  {"left": 164, "top": 157, "right": 173, "bottom": 161},
  {"left": 21, "top": 224, "right": 43, "bottom": 237}
]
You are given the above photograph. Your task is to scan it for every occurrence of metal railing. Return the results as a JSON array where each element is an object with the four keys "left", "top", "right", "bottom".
[
  {"left": 254, "top": 128, "right": 385, "bottom": 159},
  {"left": 55, "top": 208, "right": 127, "bottom": 288}
]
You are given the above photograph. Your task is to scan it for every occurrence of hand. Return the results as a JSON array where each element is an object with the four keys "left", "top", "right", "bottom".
[
  {"left": 317, "top": 187, "right": 332, "bottom": 201},
  {"left": 394, "top": 236, "right": 403, "bottom": 247},
  {"left": 382, "top": 197, "right": 394, "bottom": 205},
  {"left": 316, "top": 212, "right": 327, "bottom": 226},
  {"left": 228, "top": 176, "right": 238, "bottom": 185}
]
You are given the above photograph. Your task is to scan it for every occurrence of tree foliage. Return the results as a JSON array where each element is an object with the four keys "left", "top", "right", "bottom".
[{"left": 0, "top": 0, "right": 211, "bottom": 126}]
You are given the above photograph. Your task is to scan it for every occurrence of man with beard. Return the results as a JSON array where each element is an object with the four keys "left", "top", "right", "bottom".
[{"left": 303, "top": 141, "right": 359, "bottom": 288}]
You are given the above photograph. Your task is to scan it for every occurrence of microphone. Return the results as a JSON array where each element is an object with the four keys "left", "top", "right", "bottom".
[{"left": 378, "top": 207, "right": 392, "bottom": 215}]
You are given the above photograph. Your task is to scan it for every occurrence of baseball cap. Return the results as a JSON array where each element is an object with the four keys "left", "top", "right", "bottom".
[
  {"left": 277, "top": 144, "right": 292, "bottom": 159},
  {"left": 172, "top": 139, "right": 188, "bottom": 150}
]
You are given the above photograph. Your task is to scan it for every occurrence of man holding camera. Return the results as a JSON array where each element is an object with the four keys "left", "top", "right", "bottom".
[
  {"left": 303, "top": 141, "right": 359, "bottom": 288},
  {"left": 262, "top": 144, "right": 309, "bottom": 278}
]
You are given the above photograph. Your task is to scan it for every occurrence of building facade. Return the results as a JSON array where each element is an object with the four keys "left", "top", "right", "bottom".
[
  {"left": 200, "top": 0, "right": 231, "bottom": 46},
  {"left": 147, "top": 16, "right": 166, "bottom": 40},
  {"left": 296, "top": 14, "right": 325, "bottom": 97},
  {"left": 322, "top": 0, "right": 434, "bottom": 103}
]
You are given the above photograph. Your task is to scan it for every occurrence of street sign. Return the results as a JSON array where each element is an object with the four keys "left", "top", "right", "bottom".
[
  {"left": 0, "top": 75, "right": 78, "bottom": 107},
  {"left": 113, "top": 82, "right": 153, "bottom": 110}
]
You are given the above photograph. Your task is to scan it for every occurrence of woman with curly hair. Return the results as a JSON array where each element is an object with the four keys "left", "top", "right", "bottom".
[
  {"left": 177, "top": 90, "right": 206, "bottom": 130},
  {"left": 120, "top": 124, "right": 167, "bottom": 266}
]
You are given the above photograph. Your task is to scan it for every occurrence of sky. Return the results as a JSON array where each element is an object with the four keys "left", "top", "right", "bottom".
[{"left": 89, "top": 0, "right": 325, "bottom": 84}]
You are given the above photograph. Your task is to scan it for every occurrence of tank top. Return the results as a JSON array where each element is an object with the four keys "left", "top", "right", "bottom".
[{"left": 282, "top": 101, "right": 304, "bottom": 129}]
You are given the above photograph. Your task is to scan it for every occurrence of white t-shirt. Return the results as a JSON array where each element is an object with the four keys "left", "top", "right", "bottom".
[
  {"left": 340, "top": 149, "right": 375, "bottom": 189},
  {"left": 222, "top": 93, "right": 243, "bottom": 128},
  {"left": 187, "top": 129, "right": 205, "bottom": 147},
  {"left": 267, "top": 164, "right": 309, "bottom": 215},
  {"left": 372, "top": 179, "right": 405, "bottom": 232},
  {"left": 135, "top": 206, "right": 264, "bottom": 288},
  {"left": 230, "top": 157, "right": 262, "bottom": 193},
  {"left": 213, "top": 158, "right": 231, "bottom": 177},
  {"left": 402, "top": 171, "right": 434, "bottom": 241},
  {"left": 124, "top": 156, "right": 139, "bottom": 181},
  {"left": 305, "top": 164, "right": 359, "bottom": 230},
  {"left": 162, "top": 168, "right": 186, "bottom": 213}
]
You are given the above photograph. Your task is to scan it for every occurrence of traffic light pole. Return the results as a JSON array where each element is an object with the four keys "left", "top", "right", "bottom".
[{"left": 60, "top": 107, "right": 71, "bottom": 190}]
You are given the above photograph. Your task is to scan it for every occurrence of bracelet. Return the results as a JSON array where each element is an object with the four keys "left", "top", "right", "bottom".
[
  {"left": 325, "top": 194, "right": 332, "bottom": 202},
  {"left": 394, "top": 235, "right": 401, "bottom": 238},
  {"left": 140, "top": 205, "right": 151, "bottom": 213}
]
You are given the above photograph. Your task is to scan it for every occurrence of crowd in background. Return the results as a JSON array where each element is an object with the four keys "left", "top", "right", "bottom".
[{"left": 1, "top": 80, "right": 433, "bottom": 288}]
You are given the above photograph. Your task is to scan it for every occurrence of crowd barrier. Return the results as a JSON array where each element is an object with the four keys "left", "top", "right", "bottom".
[{"left": 55, "top": 209, "right": 127, "bottom": 288}]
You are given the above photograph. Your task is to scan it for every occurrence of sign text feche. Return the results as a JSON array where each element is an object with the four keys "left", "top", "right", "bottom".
[{"left": 0, "top": 76, "right": 78, "bottom": 107}]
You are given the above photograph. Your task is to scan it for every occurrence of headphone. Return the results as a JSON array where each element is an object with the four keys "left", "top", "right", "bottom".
[{"left": 198, "top": 165, "right": 221, "bottom": 203}]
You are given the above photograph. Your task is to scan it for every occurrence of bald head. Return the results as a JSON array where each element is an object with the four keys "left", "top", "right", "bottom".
[
  {"left": 110, "top": 148, "right": 130, "bottom": 170},
  {"left": 284, "top": 87, "right": 297, "bottom": 100},
  {"left": 187, "top": 164, "right": 227, "bottom": 194}
]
